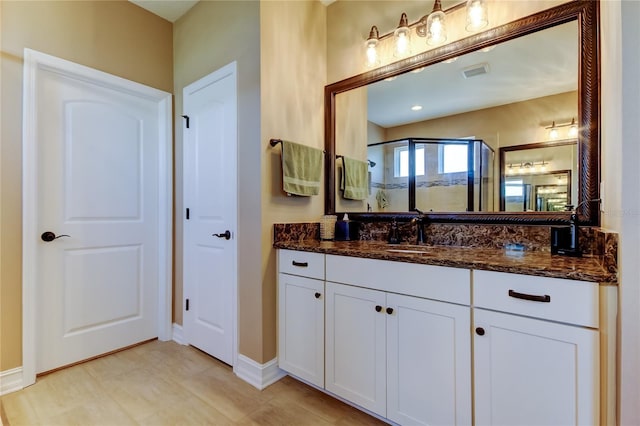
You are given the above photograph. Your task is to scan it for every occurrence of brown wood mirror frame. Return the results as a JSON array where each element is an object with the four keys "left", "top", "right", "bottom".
[{"left": 324, "top": 0, "right": 599, "bottom": 225}]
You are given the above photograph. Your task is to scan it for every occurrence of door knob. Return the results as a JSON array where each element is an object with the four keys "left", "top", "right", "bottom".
[
  {"left": 41, "top": 231, "right": 70, "bottom": 242},
  {"left": 212, "top": 230, "right": 231, "bottom": 240}
]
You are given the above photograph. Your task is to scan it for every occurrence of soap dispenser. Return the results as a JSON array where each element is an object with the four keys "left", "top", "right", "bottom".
[{"left": 335, "top": 214, "right": 352, "bottom": 241}]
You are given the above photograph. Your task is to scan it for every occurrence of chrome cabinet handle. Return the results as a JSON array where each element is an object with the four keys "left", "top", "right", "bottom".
[
  {"left": 212, "top": 230, "right": 231, "bottom": 240},
  {"left": 41, "top": 232, "right": 70, "bottom": 242}
]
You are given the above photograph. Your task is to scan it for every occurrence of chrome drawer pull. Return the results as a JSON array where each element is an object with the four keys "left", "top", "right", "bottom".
[
  {"left": 292, "top": 261, "right": 308, "bottom": 267},
  {"left": 508, "top": 289, "right": 551, "bottom": 303}
]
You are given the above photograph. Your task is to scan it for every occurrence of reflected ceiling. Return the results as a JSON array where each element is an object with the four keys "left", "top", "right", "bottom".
[{"left": 367, "top": 21, "right": 578, "bottom": 128}]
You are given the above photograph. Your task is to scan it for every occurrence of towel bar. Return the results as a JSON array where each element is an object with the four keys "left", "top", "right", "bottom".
[
  {"left": 270, "top": 138, "right": 326, "bottom": 153},
  {"left": 335, "top": 154, "right": 376, "bottom": 168}
]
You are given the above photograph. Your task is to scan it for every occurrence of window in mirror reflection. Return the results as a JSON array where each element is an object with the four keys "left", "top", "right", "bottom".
[
  {"left": 439, "top": 143, "right": 468, "bottom": 173},
  {"left": 395, "top": 145, "right": 425, "bottom": 177}
]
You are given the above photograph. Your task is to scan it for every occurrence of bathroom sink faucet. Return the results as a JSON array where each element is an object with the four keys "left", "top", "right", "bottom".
[{"left": 411, "top": 208, "right": 427, "bottom": 244}]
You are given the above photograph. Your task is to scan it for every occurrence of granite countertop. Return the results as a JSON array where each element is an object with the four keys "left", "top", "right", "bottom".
[{"left": 273, "top": 240, "right": 617, "bottom": 284}]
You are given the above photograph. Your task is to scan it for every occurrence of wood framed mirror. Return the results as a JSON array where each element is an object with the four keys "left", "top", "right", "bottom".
[{"left": 324, "top": 0, "right": 599, "bottom": 225}]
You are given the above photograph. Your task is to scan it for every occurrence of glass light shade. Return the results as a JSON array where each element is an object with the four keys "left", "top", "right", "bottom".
[
  {"left": 394, "top": 13, "right": 411, "bottom": 58},
  {"left": 549, "top": 121, "right": 559, "bottom": 139},
  {"left": 426, "top": 11, "right": 447, "bottom": 45},
  {"left": 466, "top": 0, "right": 488, "bottom": 32},
  {"left": 365, "top": 26, "right": 380, "bottom": 68},
  {"left": 568, "top": 118, "right": 578, "bottom": 137}
]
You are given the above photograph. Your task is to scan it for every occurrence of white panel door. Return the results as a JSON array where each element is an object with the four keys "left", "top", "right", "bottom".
[
  {"left": 325, "top": 282, "right": 387, "bottom": 416},
  {"left": 183, "top": 63, "right": 237, "bottom": 365},
  {"left": 474, "top": 309, "right": 599, "bottom": 426},
  {"left": 278, "top": 273, "right": 324, "bottom": 387},
  {"left": 25, "top": 50, "right": 172, "bottom": 374},
  {"left": 386, "top": 293, "right": 472, "bottom": 426}
]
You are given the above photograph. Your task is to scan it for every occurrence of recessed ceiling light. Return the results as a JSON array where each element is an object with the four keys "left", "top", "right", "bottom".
[{"left": 411, "top": 105, "right": 423, "bottom": 111}]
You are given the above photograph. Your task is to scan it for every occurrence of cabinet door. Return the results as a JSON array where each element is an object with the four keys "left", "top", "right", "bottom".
[
  {"left": 325, "top": 282, "right": 387, "bottom": 416},
  {"left": 474, "top": 309, "right": 599, "bottom": 426},
  {"left": 278, "top": 273, "right": 324, "bottom": 387},
  {"left": 386, "top": 294, "right": 471, "bottom": 425}
]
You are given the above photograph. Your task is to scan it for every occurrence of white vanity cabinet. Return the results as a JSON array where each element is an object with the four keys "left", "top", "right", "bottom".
[
  {"left": 473, "top": 270, "right": 607, "bottom": 426},
  {"left": 276, "top": 249, "right": 616, "bottom": 426},
  {"left": 325, "top": 255, "right": 472, "bottom": 425},
  {"left": 277, "top": 249, "right": 325, "bottom": 388}
]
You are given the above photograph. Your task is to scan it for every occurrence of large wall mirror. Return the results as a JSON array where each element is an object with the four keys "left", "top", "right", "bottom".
[{"left": 325, "top": 0, "right": 599, "bottom": 225}]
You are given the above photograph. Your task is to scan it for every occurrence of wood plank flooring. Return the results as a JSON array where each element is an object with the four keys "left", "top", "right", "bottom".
[{"left": 1, "top": 340, "right": 386, "bottom": 425}]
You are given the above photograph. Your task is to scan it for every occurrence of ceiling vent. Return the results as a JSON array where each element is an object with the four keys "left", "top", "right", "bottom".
[{"left": 462, "top": 63, "right": 490, "bottom": 79}]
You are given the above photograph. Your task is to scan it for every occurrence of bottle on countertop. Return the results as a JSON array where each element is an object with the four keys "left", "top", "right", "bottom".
[{"left": 335, "top": 213, "right": 359, "bottom": 241}]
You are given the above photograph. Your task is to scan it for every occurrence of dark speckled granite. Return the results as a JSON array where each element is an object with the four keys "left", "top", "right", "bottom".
[{"left": 273, "top": 222, "right": 618, "bottom": 284}]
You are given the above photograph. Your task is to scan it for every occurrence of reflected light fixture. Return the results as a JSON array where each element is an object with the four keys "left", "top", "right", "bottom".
[
  {"left": 394, "top": 13, "right": 412, "bottom": 58},
  {"left": 549, "top": 121, "right": 559, "bottom": 139},
  {"left": 466, "top": 0, "right": 488, "bottom": 32},
  {"left": 568, "top": 118, "right": 578, "bottom": 137},
  {"left": 426, "top": 0, "right": 447, "bottom": 46},
  {"left": 546, "top": 119, "right": 578, "bottom": 139},
  {"left": 365, "top": 26, "right": 380, "bottom": 68}
]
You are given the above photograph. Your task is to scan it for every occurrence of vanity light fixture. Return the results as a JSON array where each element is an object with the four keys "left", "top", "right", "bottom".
[
  {"left": 394, "top": 13, "right": 412, "bottom": 58},
  {"left": 364, "top": 0, "right": 486, "bottom": 67},
  {"left": 466, "top": 0, "right": 488, "bottom": 32},
  {"left": 546, "top": 119, "right": 578, "bottom": 139},
  {"left": 507, "top": 161, "right": 551, "bottom": 174},
  {"left": 365, "top": 26, "right": 380, "bottom": 68}
]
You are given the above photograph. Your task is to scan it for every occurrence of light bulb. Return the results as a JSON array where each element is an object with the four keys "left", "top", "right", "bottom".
[
  {"left": 568, "top": 118, "right": 578, "bottom": 137},
  {"left": 549, "top": 121, "right": 559, "bottom": 139},
  {"left": 394, "top": 13, "right": 411, "bottom": 58},
  {"left": 365, "top": 26, "right": 380, "bottom": 68},
  {"left": 466, "top": 0, "right": 488, "bottom": 32},
  {"left": 426, "top": 0, "right": 447, "bottom": 46}
]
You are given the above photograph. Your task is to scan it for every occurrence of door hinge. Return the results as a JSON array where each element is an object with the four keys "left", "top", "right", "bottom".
[
  {"left": 186, "top": 208, "right": 190, "bottom": 220},
  {"left": 186, "top": 298, "right": 190, "bottom": 311},
  {"left": 181, "top": 115, "right": 190, "bottom": 129}
]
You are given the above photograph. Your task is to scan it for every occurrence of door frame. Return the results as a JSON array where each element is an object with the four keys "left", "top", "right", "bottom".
[
  {"left": 21, "top": 49, "right": 173, "bottom": 387},
  {"left": 182, "top": 62, "right": 239, "bottom": 367}
]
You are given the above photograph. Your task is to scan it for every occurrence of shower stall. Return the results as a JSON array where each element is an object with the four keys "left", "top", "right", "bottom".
[{"left": 367, "top": 137, "right": 494, "bottom": 212}]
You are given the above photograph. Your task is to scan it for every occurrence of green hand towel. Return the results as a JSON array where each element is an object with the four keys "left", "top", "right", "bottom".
[
  {"left": 341, "top": 156, "right": 369, "bottom": 200},
  {"left": 281, "top": 140, "right": 323, "bottom": 196}
]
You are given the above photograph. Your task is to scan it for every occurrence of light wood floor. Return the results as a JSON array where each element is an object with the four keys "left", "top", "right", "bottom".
[{"left": 1, "top": 340, "right": 386, "bottom": 425}]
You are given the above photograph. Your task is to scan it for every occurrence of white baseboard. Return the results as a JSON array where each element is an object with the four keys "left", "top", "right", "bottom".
[
  {"left": 172, "top": 323, "right": 186, "bottom": 345},
  {"left": 234, "top": 354, "right": 286, "bottom": 390},
  {"left": 1, "top": 367, "right": 24, "bottom": 395}
]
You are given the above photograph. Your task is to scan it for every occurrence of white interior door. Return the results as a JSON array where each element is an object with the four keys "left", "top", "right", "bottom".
[
  {"left": 183, "top": 62, "right": 237, "bottom": 366},
  {"left": 23, "top": 49, "right": 172, "bottom": 378}
]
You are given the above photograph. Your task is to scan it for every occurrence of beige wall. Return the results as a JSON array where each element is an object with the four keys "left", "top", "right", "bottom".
[
  {"left": 260, "top": 0, "right": 326, "bottom": 362},
  {"left": 172, "top": 1, "right": 261, "bottom": 363},
  {"left": 0, "top": 0, "right": 173, "bottom": 372},
  {"left": 386, "top": 92, "right": 577, "bottom": 152}
]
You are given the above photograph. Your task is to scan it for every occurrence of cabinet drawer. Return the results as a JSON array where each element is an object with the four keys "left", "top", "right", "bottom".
[
  {"left": 279, "top": 249, "right": 325, "bottom": 279},
  {"left": 326, "top": 254, "right": 470, "bottom": 305},
  {"left": 473, "top": 270, "right": 598, "bottom": 328}
]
